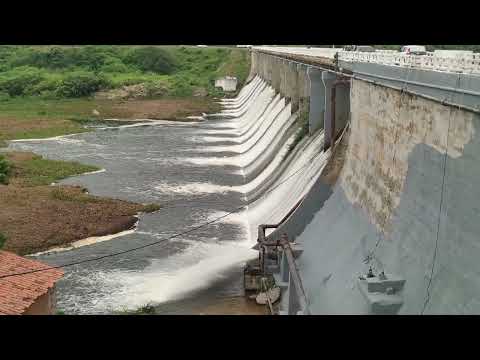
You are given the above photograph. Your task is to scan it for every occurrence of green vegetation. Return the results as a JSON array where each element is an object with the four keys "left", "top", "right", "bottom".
[
  {"left": 285, "top": 110, "right": 310, "bottom": 159},
  {"left": 10, "top": 154, "right": 99, "bottom": 186},
  {"left": 141, "top": 203, "right": 162, "bottom": 213},
  {"left": 0, "top": 155, "right": 11, "bottom": 184},
  {"left": 0, "top": 46, "right": 250, "bottom": 100},
  {"left": 124, "top": 47, "right": 177, "bottom": 74},
  {"left": 50, "top": 188, "right": 161, "bottom": 212},
  {"left": 117, "top": 303, "right": 156, "bottom": 315},
  {"left": 0, "top": 46, "right": 250, "bottom": 144},
  {"left": 0, "top": 232, "right": 6, "bottom": 249},
  {"left": 215, "top": 49, "right": 251, "bottom": 90},
  {"left": 50, "top": 186, "right": 100, "bottom": 203}
]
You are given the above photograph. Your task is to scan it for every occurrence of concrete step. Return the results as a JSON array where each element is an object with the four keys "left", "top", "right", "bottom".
[
  {"left": 364, "top": 273, "right": 406, "bottom": 294},
  {"left": 357, "top": 278, "right": 404, "bottom": 315}
]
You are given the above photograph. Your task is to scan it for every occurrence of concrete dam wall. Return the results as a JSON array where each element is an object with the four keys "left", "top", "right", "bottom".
[
  {"left": 243, "top": 50, "right": 480, "bottom": 314},
  {"left": 201, "top": 75, "right": 330, "bottom": 244}
]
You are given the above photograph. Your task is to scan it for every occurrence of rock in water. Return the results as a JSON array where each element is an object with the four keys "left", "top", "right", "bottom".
[{"left": 92, "top": 109, "right": 100, "bottom": 116}]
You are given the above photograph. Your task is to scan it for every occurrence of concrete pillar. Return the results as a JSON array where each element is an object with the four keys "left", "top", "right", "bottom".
[
  {"left": 322, "top": 71, "right": 337, "bottom": 148},
  {"left": 288, "top": 62, "right": 299, "bottom": 113},
  {"left": 322, "top": 72, "right": 351, "bottom": 149},
  {"left": 335, "top": 82, "right": 350, "bottom": 138},
  {"left": 247, "top": 51, "right": 257, "bottom": 82},
  {"left": 280, "top": 59, "right": 289, "bottom": 100},
  {"left": 258, "top": 53, "right": 264, "bottom": 80},
  {"left": 271, "top": 57, "right": 281, "bottom": 93},
  {"left": 308, "top": 67, "right": 326, "bottom": 135},
  {"left": 280, "top": 252, "right": 289, "bottom": 283},
  {"left": 264, "top": 55, "right": 270, "bottom": 84},
  {"left": 288, "top": 274, "right": 300, "bottom": 315},
  {"left": 297, "top": 63, "right": 310, "bottom": 116},
  {"left": 263, "top": 55, "right": 268, "bottom": 82}
]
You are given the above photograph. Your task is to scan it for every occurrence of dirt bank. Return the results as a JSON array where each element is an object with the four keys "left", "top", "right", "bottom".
[
  {"left": 0, "top": 152, "right": 159, "bottom": 255},
  {"left": 92, "top": 97, "right": 220, "bottom": 121},
  {"left": 0, "top": 184, "right": 148, "bottom": 255},
  {"left": 0, "top": 97, "right": 221, "bottom": 146}
]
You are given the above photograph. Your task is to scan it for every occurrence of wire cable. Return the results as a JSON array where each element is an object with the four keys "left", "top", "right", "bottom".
[
  {"left": 421, "top": 73, "right": 464, "bottom": 315},
  {"left": 0, "top": 149, "right": 325, "bottom": 280}
]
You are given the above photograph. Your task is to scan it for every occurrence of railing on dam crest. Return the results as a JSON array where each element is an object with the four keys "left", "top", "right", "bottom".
[{"left": 253, "top": 46, "right": 480, "bottom": 75}]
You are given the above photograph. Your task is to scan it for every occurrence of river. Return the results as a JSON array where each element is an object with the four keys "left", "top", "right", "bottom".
[{"left": 9, "top": 76, "right": 328, "bottom": 314}]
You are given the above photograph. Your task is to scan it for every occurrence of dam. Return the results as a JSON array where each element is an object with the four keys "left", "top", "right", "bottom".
[
  {"left": 10, "top": 46, "right": 480, "bottom": 315},
  {"left": 239, "top": 46, "right": 480, "bottom": 315}
]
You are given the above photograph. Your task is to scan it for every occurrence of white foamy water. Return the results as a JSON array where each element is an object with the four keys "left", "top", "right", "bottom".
[
  {"left": 245, "top": 131, "right": 329, "bottom": 239},
  {"left": 201, "top": 210, "right": 250, "bottom": 230},
  {"left": 230, "top": 130, "right": 298, "bottom": 194},
  {"left": 77, "top": 168, "right": 107, "bottom": 176},
  {"left": 9, "top": 132, "right": 86, "bottom": 142},
  {"left": 154, "top": 182, "right": 237, "bottom": 195},
  {"left": 61, "top": 240, "right": 256, "bottom": 313},
  {"left": 29, "top": 228, "right": 137, "bottom": 256}
]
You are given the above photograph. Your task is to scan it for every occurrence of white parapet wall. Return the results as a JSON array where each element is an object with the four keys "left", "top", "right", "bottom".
[{"left": 215, "top": 76, "right": 238, "bottom": 92}]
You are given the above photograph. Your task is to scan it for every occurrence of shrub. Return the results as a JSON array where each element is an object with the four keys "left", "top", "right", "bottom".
[
  {"left": 142, "top": 203, "right": 161, "bottom": 213},
  {"left": 0, "top": 155, "right": 11, "bottom": 184},
  {"left": 124, "top": 47, "right": 177, "bottom": 74},
  {"left": 56, "top": 72, "right": 111, "bottom": 97},
  {"left": 0, "top": 66, "right": 45, "bottom": 97},
  {"left": 25, "top": 76, "right": 62, "bottom": 96},
  {"left": 0, "top": 232, "right": 6, "bottom": 249},
  {"left": 285, "top": 110, "right": 310, "bottom": 159},
  {"left": 0, "top": 91, "right": 10, "bottom": 101},
  {"left": 144, "top": 81, "right": 169, "bottom": 97},
  {"left": 9, "top": 46, "right": 111, "bottom": 71}
]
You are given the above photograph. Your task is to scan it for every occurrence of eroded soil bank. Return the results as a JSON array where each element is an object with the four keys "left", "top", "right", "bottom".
[{"left": 0, "top": 151, "right": 158, "bottom": 255}]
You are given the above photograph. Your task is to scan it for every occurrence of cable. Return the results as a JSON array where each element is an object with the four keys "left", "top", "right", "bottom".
[
  {"left": 0, "top": 149, "right": 324, "bottom": 280},
  {"left": 421, "top": 73, "right": 463, "bottom": 315}
]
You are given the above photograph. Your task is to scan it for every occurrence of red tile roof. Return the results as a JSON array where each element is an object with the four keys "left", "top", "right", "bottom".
[{"left": 0, "top": 250, "right": 63, "bottom": 315}]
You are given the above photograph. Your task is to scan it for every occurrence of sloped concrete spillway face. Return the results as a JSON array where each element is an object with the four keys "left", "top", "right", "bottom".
[
  {"left": 293, "top": 78, "right": 480, "bottom": 314},
  {"left": 203, "top": 75, "right": 330, "bottom": 242}
]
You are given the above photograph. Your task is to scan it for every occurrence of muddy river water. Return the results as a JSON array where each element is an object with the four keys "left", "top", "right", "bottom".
[{"left": 10, "top": 120, "right": 255, "bottom": 314}]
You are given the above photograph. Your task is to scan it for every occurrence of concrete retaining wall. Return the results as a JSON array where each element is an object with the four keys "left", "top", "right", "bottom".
[
  {"left": 249, "top": 50, "right": 480, "bottom": 314},
  {"left": 294, "top": 79, "right": 480, "bottom": 314}
]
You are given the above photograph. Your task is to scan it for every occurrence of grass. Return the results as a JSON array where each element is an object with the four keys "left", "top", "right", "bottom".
[
  {"left": 50, "top": 186, "right": 161, "bottom": 211},
  {"left": 50, "top": 187, "right": 100, "bottom": 203},
  {"left": 0, "top": 95, "right": 221, "bottom": 144},
  {"left": 215, "top": 49, "right": 251, "bottom": 88},
  {"left": 141, "top": 203, "right": 161, "bottom": 213},
  {"left": 6, "top": 152, "right": 100, "bottom": 187},
  {"left": 284, "top": 110, "right": 310, "bottom": 159}
]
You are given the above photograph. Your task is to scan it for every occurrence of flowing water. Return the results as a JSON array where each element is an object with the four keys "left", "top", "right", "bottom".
[{"left": 9, "top": 76, "right": 329, "bottom": 314}]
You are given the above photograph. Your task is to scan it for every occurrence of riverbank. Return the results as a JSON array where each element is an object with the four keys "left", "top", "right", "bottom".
[
  {"left": 0, "top": 96, "right": 221, "bottom": 146},
  {"left": 0, "top": 94, "right": 217, "bottom": 255},
  {"left": 0, "top": 151, "right": 160, "bottom": 255}
]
